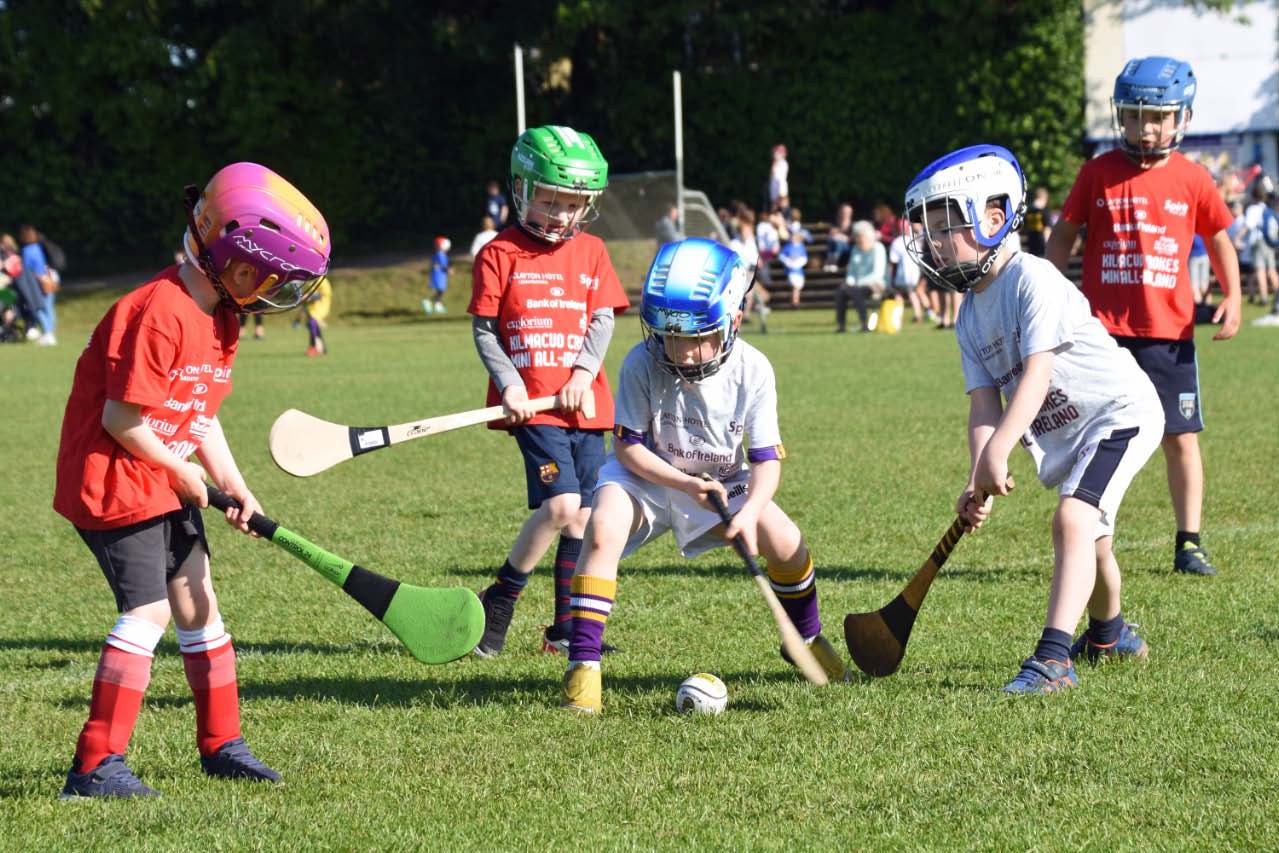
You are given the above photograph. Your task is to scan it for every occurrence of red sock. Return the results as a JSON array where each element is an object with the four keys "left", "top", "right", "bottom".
[
  {"left": 74, "top": 645, "right": 153, "bottom": 773},
  {"left": 182, "top": 642, "right": 242, "bottom": 757}
]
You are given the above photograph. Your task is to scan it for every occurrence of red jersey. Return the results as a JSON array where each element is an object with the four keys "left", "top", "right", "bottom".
[
  {"left": 54, "top": 268, "right": 240, "bottom": 530},
  {"left": 468, "top": 226, "right": 629, "bottom": 430},
  {"left": 1061, "top": 149, "right": 1233, "bottom": 340}
]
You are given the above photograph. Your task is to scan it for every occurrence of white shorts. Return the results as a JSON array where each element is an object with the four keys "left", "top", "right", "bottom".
[
  {"left": 1057, "top": 421, "right": 1162, "bottom": 538},
  {"left": 787, "top": 271, "right": 805, "bottom": 289},
  {"left": 594, "top": 458, "right": 751, "bottom": 558}
]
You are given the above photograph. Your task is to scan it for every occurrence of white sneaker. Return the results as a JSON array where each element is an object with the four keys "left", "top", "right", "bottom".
[
  {"left": 26, "top": 327, "right": 41, "bottom": 341},
  {"left": 37, "top": 332, "right": 56, "bottom": 346},
  {"left": 421, "top": 299, "right": 434, "bottom": 315},
  {"left": 1251, "top": 313, "right": 1279, "bottom": 327}
]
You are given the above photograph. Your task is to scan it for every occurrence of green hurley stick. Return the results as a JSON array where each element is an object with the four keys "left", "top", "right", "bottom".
[{"left": 206, "top": 486, "right": 483, "bottom": 664}]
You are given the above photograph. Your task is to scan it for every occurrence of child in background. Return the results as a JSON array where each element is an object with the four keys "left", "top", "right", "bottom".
[
  {"left": 561, "top": 238, "right": 848, "bottom": 714},
  {"left": 468, "top": 125, "right": 630, "bottom": 657},
  {"left": 779, "top": 229, "right": 808, "bottom": 306},
  {"left": 905, "top": 145, "right": 1163, "bottom": 695},
  {"left": 768, "top": 144, "right": 789, "bottom": 211},
  {"left": 424, "top": 237, "right": 450, "bottom": 315},
  {"left": 303, "top": 275, "right": 332, "bottom": 356},
  {"left": 53, "top": 162, "right": 331, "bottom": 797},
  {"left": 1046, "top": 56, "right": 1240, "bottom": 577}
]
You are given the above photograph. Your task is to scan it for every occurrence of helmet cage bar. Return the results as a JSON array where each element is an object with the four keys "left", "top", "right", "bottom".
[
  {"left": 511, "top": 179, "right": 602, "bottom": 243},
  {"left": 183, "top": 184, "right": 326, "bottom": 315},
  {"left": 642, "top": 322, "right": 733, "bottom": 382},
  {"left": 905, "top": 194, "right": 1018, "bottom": 294},
  {"left": 1111, "top": 99, "right": 1190, "bottom": 159}
]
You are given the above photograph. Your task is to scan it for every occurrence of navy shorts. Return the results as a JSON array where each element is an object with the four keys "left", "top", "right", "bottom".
[
  {"left": 76, "top": 505, "right": 209, "bottom": 612},
  {"left": 512, "top": 425, "right": 607, "bottom": 509},
  {"left": 1114, "top": 336, "right": 1202, "bottom": 434}
]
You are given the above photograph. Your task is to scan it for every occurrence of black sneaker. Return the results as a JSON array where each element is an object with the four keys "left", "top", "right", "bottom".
[
  {"left": 1174, "top": 543, "right": 1217, "bottom": 576},
  {"left": 540, "top": 624, "right": 619, "bottom": 656},
  {"left": 473, "top": 588, "right": 516, "bottom": 658},
  {"left": 200, "top": 738, "right": 281, "bottom": 782},
  {"left": 59, "top": 754, "right": 159, "bottom": 800}
]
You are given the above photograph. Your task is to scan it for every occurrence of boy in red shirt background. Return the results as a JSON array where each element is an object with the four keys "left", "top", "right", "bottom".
[
  {"left": 53, "top": 162, "right": 331, "bottom": 798},
  {"left": 1047, "top": 57, "right": 1240, "bottom": 577},
  {"left": 468, "top": 125, "right": 630, "bottom": 657}
]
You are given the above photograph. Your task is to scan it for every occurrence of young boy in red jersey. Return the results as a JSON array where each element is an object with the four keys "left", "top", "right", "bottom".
[
  {"left": 1046, "top": 57, "right": 1240, "bottom": 577},
  {"left": 53, "top": 163, "right": 331, "bottom": 799},
  {"left": 468, "top": 125, "right": 630, "bottom": 657}
]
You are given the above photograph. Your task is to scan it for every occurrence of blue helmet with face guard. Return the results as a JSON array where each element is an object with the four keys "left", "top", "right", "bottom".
[
  {"left": 1112, "top": 56, "right": 1196, "bottom": 159},
  {"left": 641, "top": 237, "right": 752, "bottom": 381}
]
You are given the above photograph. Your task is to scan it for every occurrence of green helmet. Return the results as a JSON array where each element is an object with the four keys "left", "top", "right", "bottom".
[{"left": 510, "top": 125, "right": 608, "bottom": 242}]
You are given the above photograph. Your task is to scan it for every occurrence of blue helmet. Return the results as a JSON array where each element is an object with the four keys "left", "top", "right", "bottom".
[
  {"left": 641, "top": 237, "right": 752, "bottom": 381},
  {"left": 1112, "top": 56, "right": 1196, "bottom": 159},
  {"left": 902, "top": 144, "right": 1026, "bottom": 293}
]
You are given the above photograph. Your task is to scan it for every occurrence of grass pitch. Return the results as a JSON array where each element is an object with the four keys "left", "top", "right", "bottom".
[{"left": 2, "top": 263, "right": 1277, "bottom": 848}]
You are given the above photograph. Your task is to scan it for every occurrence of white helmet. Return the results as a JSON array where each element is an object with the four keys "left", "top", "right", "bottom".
[{"left": 903, "top": 144, "right": 1025, "bottom": 293}]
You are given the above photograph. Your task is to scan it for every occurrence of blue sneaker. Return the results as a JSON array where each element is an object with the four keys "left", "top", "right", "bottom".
[
  {"left": 59, "top": 754, "right": 159, "bottom": 800},
  {"left": 1069, "top": 623, "right": 1149, "bottom": 665},
  {"left": 1000, "top": 658, "right": 1078, "bottom": 695},
  {"left": 1174, "top": 544, "right": 1217, "bottom": 576},
  {"left": 200, "top": 738, "right": 281, "bottom": 782}
]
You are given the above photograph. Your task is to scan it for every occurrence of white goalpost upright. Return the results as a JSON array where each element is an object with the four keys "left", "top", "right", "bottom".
[
  {"left": 673, "top": 70, "right": 685, "bottom": 235},
  {"left": 514, "top": 43, "right": 526, "bottom": 134}
]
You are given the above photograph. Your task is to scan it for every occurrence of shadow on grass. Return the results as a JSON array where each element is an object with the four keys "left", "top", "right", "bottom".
[
  {"left": 95, "top": 668, "right": 808, "bottom": 711},
  {"left": 0, "top": 637, "right": 386, "bottom": 658},
  {"left": 448, "top": 562, "right": 1025, "bottom": 584}
]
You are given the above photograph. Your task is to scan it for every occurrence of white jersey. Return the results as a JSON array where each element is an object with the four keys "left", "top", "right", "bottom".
[
  {"left": 957, "top": 252, "right": 1162, "bottom": 487},
  {"left": 613, "top": 338, "right": 783, "bottom": 482}
]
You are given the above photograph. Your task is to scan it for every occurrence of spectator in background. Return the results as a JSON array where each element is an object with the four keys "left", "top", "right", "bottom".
[
  {"left": 19, "top": 224, "right": 57, "bottom": 345},
  {"left": 887, "top": 221, "right": 925, "bottom": 324},
  {"left": 768, "top": 144, "right": 789, "bottom": 211},
  {"left": 755, "top": 209, "right": 784, "bottom": 291},
  {"left": 1022, "top": 186, "right": 1052, "bottom": 256},
  {"left": 654, "top": 205, "right": 683, "bottom": 247},
  {"left": 1, "top": 233, "right": 43, "bottom": 339},
  {"left": 779, "top": 229, "right": 808, "bottom": 306},
  {"left": 872, "top": 203, "right": 898, "bottom": 247},
  {"left": 717, "top": 206, "right": 739, "bottom": 242},
  {"left": 470, "top": 215, "right": 499, "bottom": 259},
  {"left": 823, "top": 203, "right": 853, "bottom": 271},
  {"left": 425, "top": 236, "right": 450, "bottom": 315},
  {"left": 485, "top": 180, "right": 509, "bottom": 228},
  {"left": 1228, "top": 199, "right": 1254, "bottom": 296},
  {"left": 835, "top": 220, "right": 885, "bottom": 333},
  {"left": 787, "top": 207, "right": 812, "bottom": 244},
  {"left": 732, "top": 208, "right": 768, "bottom": 332},
  {"left": 1188, "top": 234, "right": 1212, "bottom": 305},
  {"left": 1243, "top": 181, "right": 1277, "bottom": 305}
]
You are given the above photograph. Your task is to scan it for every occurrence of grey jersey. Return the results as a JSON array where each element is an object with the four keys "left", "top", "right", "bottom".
[
  {"left": 957, "top": 252, "right": 1162, "bottom": 486},
  {"left": 614, "top": 338, "right": 783, "bottom": 482}
]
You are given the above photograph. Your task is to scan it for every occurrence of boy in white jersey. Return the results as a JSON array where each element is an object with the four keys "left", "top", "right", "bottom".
[
  {"left": 904, "top": 145, "right": 1164, "bottom": 695},
  {"left": 560, "top": 238, "right": 848, "bottom": 714}
]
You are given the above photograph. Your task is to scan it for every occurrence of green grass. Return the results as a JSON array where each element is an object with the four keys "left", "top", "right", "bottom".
[{"left": 2, "top": 271, "right": 1278, "bottom": 849}]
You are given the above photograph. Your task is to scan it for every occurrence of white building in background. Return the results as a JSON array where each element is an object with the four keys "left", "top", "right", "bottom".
[{"left": 1085, "top": 0, "right": 1279, "bottom": 176}]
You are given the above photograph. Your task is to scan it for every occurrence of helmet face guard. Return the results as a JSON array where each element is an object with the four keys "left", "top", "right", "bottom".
[
  {"left": 510, "top": 125, "right": 608, "bottom": 243},
  {"left": 640, "top": 238, "right": 752, "bottom": 381},
  {"left": 183, "top": 162, "right": 330, "bottom": 315},
  {"left": 1112, "top": 56, "right": 1196, "bottom": 161},
  {"left": 903, "top": 144, "right": 1026, "bottom": 294}
]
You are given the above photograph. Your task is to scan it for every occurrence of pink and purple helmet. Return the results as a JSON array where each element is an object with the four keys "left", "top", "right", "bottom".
[{"left": 183, "top": 162, "right": 330, "bottom": 314}]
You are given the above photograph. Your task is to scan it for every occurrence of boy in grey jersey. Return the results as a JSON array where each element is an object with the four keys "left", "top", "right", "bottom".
[
  {"left": 905, "top": 145, "right": 1163, "bottom": 695},
  {"left": 560, "top": 238, "right": 848, "bottom": 715}
]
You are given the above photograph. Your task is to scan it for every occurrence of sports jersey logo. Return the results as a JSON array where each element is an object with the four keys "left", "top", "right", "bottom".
[
  {"left": 539, "top": 462, "right": 560, "bottom": 484},
  {"left": 1163, "top": 200, "right": 1189, "bottom": 217},
  {"left": 1179, "top": 393, "right": 1197, "bottom": 420},
  {"left": 550, "top": 287, "right": 565, "bottom": 296}
]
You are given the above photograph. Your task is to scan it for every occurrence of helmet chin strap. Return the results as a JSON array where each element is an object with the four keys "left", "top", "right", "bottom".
[{"left": 184, "top": 184, "right": 244, "bottom": 313}]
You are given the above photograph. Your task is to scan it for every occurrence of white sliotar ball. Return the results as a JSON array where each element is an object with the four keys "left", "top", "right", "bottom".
[{"left": 675, "top": 673, "right": 728, "bottom": 715}]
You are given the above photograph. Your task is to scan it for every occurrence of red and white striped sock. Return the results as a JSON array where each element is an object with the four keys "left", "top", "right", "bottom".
[
  {"left": 178, "top": 617, "right": 241, "bottom": 757},
  {"left": 74, "top": 615, "right": 164, "bottom": 773}
]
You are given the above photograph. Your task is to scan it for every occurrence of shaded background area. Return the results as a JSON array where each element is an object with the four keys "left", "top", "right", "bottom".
[{"left": 1, "top": 0, "right": 1086, "bottom": 275}]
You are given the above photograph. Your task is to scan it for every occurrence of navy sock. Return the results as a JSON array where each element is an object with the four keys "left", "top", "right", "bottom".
[
  {"left": 1033, "top": 628, "right": 1073, "bottom": 665},
  {"left": 488, "top": 560, "right": 530, "bottom": 601},
  {"left": 1087, "top": 612, "right": 1124, "bottom": 647},
  {"left": 1175, "top": 530, "right": 1200, "bottom": 551},
  {"left": 551, "top": 537, "right": 582, "bottom": 633}
]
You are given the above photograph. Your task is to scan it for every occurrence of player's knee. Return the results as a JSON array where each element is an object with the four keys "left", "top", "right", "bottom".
[
  {"left": 543, "top": 492, "right": 582, "bottom": 529},
  {"left": 125, "top": 599, "right": 172, "bottom": 629}
]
